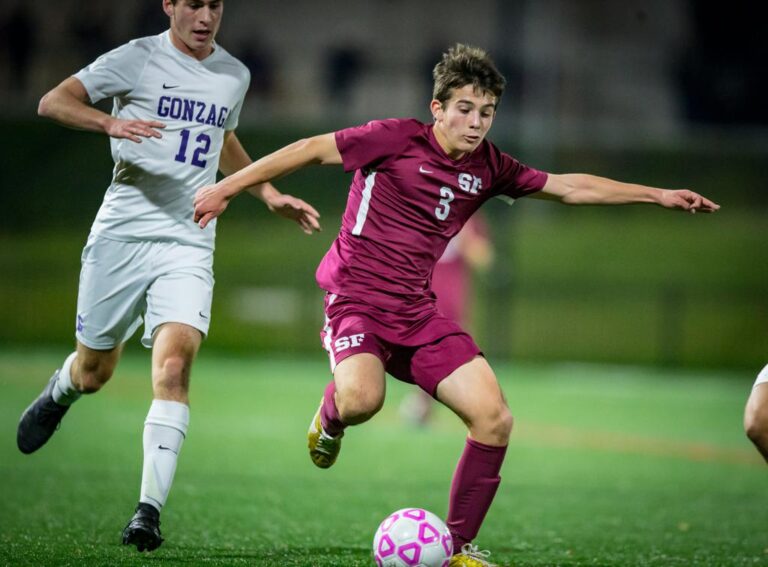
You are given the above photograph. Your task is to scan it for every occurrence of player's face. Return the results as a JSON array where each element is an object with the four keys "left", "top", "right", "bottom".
[
  {"left": 431, "top": 85, "right": 496, "bottom": 160},
  {"left": 164, "top": 0, "right": 223, "bottom": 60}
]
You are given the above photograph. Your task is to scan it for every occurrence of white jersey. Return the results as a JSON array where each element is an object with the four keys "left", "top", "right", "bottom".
[{"left": 74, "top": 31, "right": 250, "bottom": 250}]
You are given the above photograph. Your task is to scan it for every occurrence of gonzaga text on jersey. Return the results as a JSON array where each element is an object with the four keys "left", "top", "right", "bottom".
[{"left": 157, "top": 95, "right": 229, "bottom": 128}]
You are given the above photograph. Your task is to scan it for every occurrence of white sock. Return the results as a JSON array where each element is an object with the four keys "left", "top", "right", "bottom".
[
  {"left": 52, "top": 352, "right": 81, "bottom": 406},
  {"left": 139, "top": 400, "right": 189, "bottom": 511}
]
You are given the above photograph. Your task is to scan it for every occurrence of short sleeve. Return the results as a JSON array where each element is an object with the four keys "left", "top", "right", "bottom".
[
  {"left": 334, "top": 118, "right": 418, "bottom": 173},
  {"left": 489, "top": 145, "right": 548, "bottom": 199},
  {"left": 74, "top": 39, "right": 154, "bottom": 104},
  {"left": 223, "top": 67, "right": 250, "bottom": 131}
]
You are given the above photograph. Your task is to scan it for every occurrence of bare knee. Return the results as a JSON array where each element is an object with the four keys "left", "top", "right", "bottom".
[
  {"left": 76, "top": 357, "right": 115, "bottom": 393},
  {"left": 489, "top": 406, "right": 515, "bottom": 443},
  {"left": 336, "top": 384, "right": 384, "bottom": 425},
  {"left": 153, "top": 354, "right": 191, "bottom": 398},
  {"left": 470, "top": 405, "right": 514, "bottom": 446},
  {"left": 331, "top": 353, "right": 386, "bottom": 426}
]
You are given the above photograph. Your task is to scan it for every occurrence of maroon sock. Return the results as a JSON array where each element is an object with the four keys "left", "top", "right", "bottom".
[
  {"left": 447, "top": 437, "right": 507, "bottom": 553},
  {"left": 320, "top": 380, "right": 345, "bottom": 437}
]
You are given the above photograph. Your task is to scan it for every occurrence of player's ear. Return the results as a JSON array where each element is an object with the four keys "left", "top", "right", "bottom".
[
  {"left": 430, "top": 99, "right": 443, "bottom": 122},
  {"left": 163, "top": 0, "right": 175, "bottom": 18}
]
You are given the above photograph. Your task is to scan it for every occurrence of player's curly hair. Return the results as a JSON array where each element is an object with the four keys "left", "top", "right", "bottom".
[{"left": 432, "top": 44, "right": 506, "bottom": 107}]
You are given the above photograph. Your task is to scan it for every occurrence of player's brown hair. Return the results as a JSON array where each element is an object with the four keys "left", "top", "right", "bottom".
[{"left": 432, "top": 44, "right": 505, "bottom": 107}]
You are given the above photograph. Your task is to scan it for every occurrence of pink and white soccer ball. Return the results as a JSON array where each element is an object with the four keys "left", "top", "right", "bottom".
[{"left": 372, "top": 508, "right": 453, "bottom": 567}]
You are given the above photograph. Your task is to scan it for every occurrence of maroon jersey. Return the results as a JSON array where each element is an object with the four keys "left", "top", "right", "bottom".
[{"left": 316, "top": 118, "right": 547, "bottom": 314}]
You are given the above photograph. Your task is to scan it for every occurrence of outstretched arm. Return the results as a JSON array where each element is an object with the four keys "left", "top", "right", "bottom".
[
  {"left": 194, "top": 133, "right": 341, "bottom": 228},
  {"left": 219, "top": 131, "right": 321, "bottom": 234},
  {"left": 38, "top": 76, "right": 165, "bottom": 142},
  {"left": 534, "top": 173, "right": 720, "bottom": 213}
]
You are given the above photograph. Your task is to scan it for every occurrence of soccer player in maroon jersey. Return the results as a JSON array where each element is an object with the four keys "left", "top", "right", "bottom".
[{"left": 194, "top": 44, "right": 720, "bottom": 566}]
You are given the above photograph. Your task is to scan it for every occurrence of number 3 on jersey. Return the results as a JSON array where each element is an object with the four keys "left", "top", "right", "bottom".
[
  {"left": 174, "top": 128, "right": 210, "bottom": 168},
  {"left": 435, "top": 186, "right": 454, "bottom": 221}
]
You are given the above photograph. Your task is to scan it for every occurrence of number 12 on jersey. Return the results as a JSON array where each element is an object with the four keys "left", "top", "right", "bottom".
[{"left": 174, "top": 128, "right": 211, "bottom": 168}]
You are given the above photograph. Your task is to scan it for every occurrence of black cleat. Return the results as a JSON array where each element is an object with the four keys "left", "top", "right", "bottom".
[
  {"left": 17, "top": 370, "right": 70, "bottom": 454},
  {"left": 122, "top": 503, "right": 163, "bottom": 552}
]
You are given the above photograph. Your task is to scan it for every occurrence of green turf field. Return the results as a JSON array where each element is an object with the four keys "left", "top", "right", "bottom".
[{"left": 1, "top": 349, "right": 765, "bottom": 566}]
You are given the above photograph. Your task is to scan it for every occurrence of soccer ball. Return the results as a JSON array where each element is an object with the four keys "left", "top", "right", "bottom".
[{"left": 372, "top": 508, "right": 453, "bottom": 567}]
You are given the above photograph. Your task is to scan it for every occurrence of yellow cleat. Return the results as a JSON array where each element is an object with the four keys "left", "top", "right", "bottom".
[
  {"left": 307, "top": 400, "right": 343, "bottom": 469},
  {"left": 449, "top": 543, "right": 498, "bottom": 567}
]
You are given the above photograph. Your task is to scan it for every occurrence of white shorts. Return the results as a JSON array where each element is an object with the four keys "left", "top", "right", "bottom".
[
  {"left": 754, "top": 364, "right": 768, "bottom": 388},
  {"left": 76, "top": 234, "right": 214, "bottom": 349}
]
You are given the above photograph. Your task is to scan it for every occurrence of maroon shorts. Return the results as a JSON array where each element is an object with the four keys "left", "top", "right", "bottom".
[{"left": 320, "top": 293, "right": 482, "bottom": 396}]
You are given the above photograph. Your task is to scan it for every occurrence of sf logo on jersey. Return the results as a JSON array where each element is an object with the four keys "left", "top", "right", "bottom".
[
  {"left": 435, "top": 173, "right": 482, "bottom": 221},
  {"left": 458, "top": 173, "right": 482, "bottom": 194},
  {"left": 334, "top": 333, "right": 365, "bottom": 352}
]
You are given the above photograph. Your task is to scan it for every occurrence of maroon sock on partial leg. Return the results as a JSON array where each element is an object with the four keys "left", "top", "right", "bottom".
[
  {"left": 447, "top": 437, "right": 508, "bottom": 553},
  {"left": 320, "top": 380, "right": 345, "bottom": 437}
]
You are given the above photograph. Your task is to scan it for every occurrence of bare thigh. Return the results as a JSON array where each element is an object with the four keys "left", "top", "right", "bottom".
[{"left": 435, "top": 356, "right": 513, "bottom": 446}]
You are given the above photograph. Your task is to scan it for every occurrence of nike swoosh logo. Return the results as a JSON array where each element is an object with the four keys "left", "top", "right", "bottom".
[
  {"left": 419, "top": 166, "right": 433, "bottom": 174},
  {"left": 163, "top": 83, "right": 180, "bottom": 89},
  {"left": 158, "top": 445, "right": 178, "bottom": 454},
  {"left": 199, "top": 311, "right": 209, "bottom": 320}
]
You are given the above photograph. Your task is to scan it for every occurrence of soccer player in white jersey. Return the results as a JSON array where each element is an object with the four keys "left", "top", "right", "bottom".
[
  {"left": 16, "top": 0, "right": 320, "bottom": 552},
  {"left": 193, "top": 44, "right": 719, "bottom": 566},
  {"left": 744, "top": 364, "right": 768, "bottom": 462}
]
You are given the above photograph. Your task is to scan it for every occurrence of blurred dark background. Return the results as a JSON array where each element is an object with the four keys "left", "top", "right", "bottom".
[{"left": 0, "top": 0, "right": 765, "bottom": 369}]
